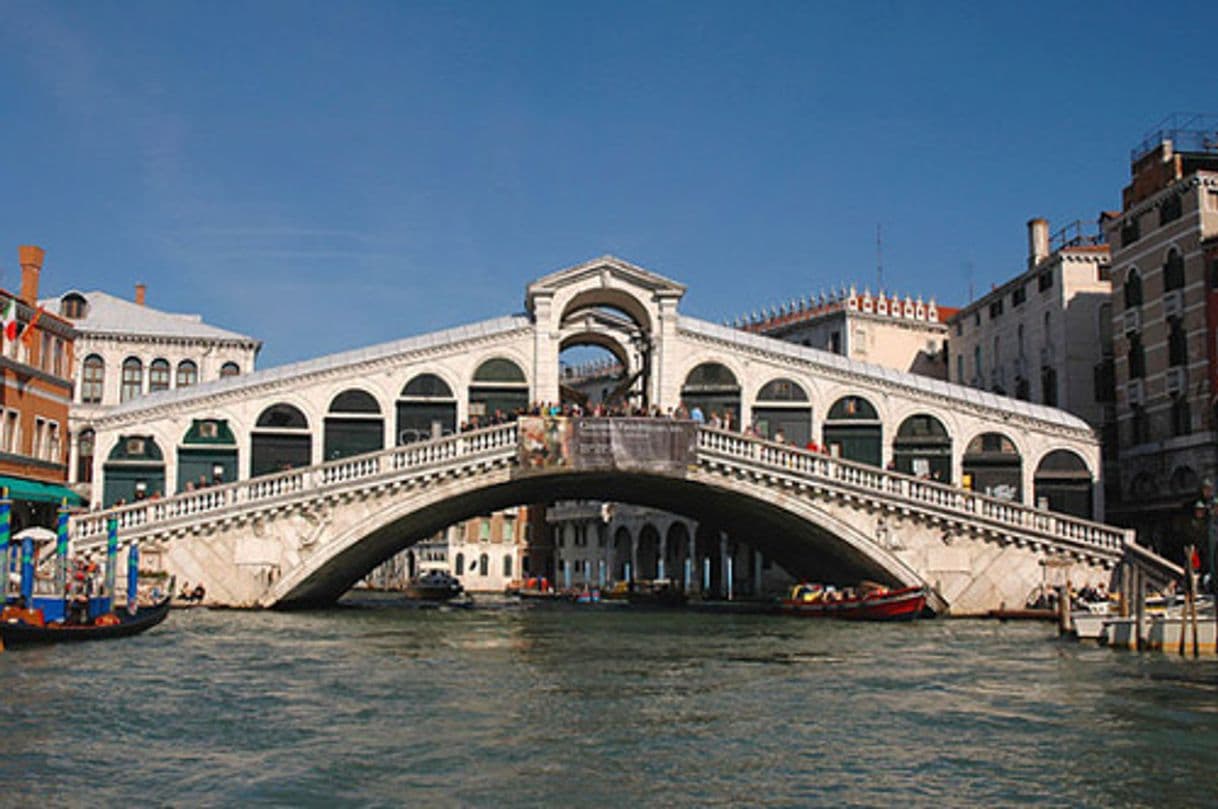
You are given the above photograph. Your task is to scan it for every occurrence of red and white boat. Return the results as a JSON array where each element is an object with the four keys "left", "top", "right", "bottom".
[{"left": 777, "top": 582, "right": 928, "bottom": 621}]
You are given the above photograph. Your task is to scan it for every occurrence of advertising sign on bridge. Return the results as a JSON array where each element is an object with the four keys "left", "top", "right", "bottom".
[{"left": 516, "top": 417, "right": 696, "bottom": 475}]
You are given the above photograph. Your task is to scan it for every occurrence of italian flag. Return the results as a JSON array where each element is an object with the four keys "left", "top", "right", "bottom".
[{"left": 0, "top": 297, "right": 17, "bottom": 342}]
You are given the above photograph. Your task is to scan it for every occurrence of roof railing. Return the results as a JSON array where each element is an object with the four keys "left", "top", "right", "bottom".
[{"left": 1131, "top": 113, "right": 1218, "bottom": 162}]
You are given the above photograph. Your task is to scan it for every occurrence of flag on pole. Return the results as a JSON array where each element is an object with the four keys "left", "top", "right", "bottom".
[
  {"left": 0, "top": 297, "right": 17, "bottom": 343},
  {"left": 21, "top": 306, "right": 44, "bottom": 347}
]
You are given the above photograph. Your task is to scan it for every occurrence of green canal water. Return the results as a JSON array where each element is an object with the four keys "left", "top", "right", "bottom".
[{"left": 2, "top": 598, "right": 1215, "bottom": 807}]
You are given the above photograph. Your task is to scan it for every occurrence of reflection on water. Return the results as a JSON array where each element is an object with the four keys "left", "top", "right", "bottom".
[{"left": 2, "top": 596, "right": 1216, "bottom": 806}]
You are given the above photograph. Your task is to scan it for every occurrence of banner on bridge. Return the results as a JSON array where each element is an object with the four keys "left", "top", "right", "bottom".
[{"left": 516, "top": 417, "right": 696, "bottom": 474}]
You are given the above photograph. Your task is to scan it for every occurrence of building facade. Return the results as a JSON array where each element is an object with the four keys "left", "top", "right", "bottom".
[
  {"left": 0, "top": 245, "right": 80, "bottom": 530},
  {"left": 39, "top": 284, "right": 261, "bottom": 500},
  {"left": 1105, "top": 121, "right": 1218, "bottom": 544},
  {"left": 947, "top": 219, "right": 1113, "bottom": 424}
]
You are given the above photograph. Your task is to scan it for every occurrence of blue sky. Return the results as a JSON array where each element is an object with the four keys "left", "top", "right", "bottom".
[{"left": 1, "top": 1, "right": 1214, "bottom": 367}]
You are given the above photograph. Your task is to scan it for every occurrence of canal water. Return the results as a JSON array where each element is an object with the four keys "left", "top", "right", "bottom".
[{"left": 2, "top": 599, "right": 1215, "bottom": 807}]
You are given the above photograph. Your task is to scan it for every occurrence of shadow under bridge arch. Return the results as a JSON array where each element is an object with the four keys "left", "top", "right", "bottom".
[{"left": 266, "top": 469, "right": 930, "bottom": 608}]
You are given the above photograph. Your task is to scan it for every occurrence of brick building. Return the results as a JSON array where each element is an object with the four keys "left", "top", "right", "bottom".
[{"left": 0, "top": 245, "right": 80, "bottom": 530}]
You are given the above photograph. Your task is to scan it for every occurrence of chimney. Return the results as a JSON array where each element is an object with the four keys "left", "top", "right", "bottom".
[
  {"left": 18, "top": 245, "right": 44, "bottom": 304},
  {"left": 135, "top": 283, "right": 146, "bottom": 306},
  {"left": 1027, "top": 218, "right": 1050, "bottom": 269}
]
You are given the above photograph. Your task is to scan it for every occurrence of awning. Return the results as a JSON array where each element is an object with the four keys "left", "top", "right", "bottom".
[{"left": 0, "top": 476, "right": 85, "bottom": 507}]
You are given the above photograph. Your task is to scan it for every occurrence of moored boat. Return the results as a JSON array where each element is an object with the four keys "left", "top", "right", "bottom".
[
  {"left": 1, "top": 596, "right": 171, "bottom": 647},
  {"left": 403, "top": 571, "right": 463, "bottom": 601},
  {"left": 777, "top": 582, "right": 928, "bottom": 621}
]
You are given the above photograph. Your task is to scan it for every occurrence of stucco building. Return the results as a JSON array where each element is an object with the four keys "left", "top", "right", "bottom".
[{"left": 39, "top": 284, "right": 260, "bottom": 502}]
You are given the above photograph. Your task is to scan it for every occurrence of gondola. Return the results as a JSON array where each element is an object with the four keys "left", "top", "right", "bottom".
[{"left": 0, "top": 597, "right": 172, "bottom": 648}]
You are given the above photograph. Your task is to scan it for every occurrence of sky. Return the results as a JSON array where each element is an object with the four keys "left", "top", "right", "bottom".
[{"left": 1, "top": 1, "right": 1215, "bottom": 368}]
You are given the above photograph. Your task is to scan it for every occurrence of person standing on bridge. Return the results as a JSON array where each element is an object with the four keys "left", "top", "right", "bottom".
[{"left": 690, "top": 405, "right": 704, "bottom": 423}]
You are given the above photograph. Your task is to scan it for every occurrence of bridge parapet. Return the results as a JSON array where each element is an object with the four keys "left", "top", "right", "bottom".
[
  {"left": 71, "top": 421, "right": 1131, "bottom": 570},
  {"left": 696, "top": 428, "right": 1131, "bottom": 562},
  {"left": 71, "top": 423, "right": 521, "bottom": 550}
]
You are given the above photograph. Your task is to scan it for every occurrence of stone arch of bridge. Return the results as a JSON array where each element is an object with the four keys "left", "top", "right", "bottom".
[{"left": 263, "top": 468, "right": 930, "bottom": 609}]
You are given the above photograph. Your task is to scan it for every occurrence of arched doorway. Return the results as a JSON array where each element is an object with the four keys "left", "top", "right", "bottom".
[
  {"left": 752, "top": 378, "right": 811, "bottom": 444},
  {"left": 469, "top": 358, "right": 529, "bottom": 424},
  {"left": 681, "top": 363, "right": 740, "bottom": 425},
  {"left": 823, "top": 395, "right": 881, "bottom": 466},
  {"left": 102, "top": 435, "right": 165, "bottom": 506},
  {"left": 893, "top": 414, "right": 951, "bottom": 482},
  {"left": 637, "top": 523, "right": 660, "bottom": 580},
  {"left": 1034, "top": 450, "right": 1093, "bottom": 519},
  {"left": 177, "top": 418, "right": 238, "bottom": 491},
  {"left": 962, "top": 432, "right": 1021, "bottom": 501},
  {"left": 396, "top": 373, "right": 456, "bottom": 444},
  {"left": 251, "top": 404, "right": 312, "bottom": 477},
  {"left": 324, "top": 389, "right": 383, "bottom": 461}
]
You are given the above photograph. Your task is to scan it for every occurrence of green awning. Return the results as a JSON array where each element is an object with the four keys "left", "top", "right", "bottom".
[{"left": 0, "top": 476, "right": 85, "bottom": 507}]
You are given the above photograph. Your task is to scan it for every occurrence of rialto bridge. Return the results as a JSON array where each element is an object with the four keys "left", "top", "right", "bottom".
[{"left": 71, "top": 257, "right": 1138, "bottom": 614}]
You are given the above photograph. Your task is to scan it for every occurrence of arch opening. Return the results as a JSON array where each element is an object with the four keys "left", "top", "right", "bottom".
[
  {"left": 251, "top": 404, "right": 312, "bottom": 477},
  {"left": 823, "top": 396, "right": 881, "bottom": 466},
  {"left": 398, "top": 373, "right": 457, "bottom": 444},
  {"left": 962, "top": 432, "right": 1022, "bottom": 502},
  {"left": 753, "top": 378, "right": 811, "bottom": 445},
  {"left": 681, "top": 363, "right": 741, "bottom": 426}
]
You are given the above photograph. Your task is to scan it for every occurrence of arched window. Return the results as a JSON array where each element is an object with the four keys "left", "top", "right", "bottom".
[
  {"left": 77, "top": 428, "right": 95, "bottom": 484},
  {"left": 1168, "top": 318, "right": 1187, "bottom": 367},
  {"left": 220, "top": 362, "right": 240, "bottom": 378},
  {"left": 251, "top": 403, "right": 312, "bottom": 476},
  {"left": 81, "top": 355, "right": 105, "bottom": 404},
  {"left": 823, "top": 396, "right": 881, "bottom": 466},
  {"left": 469, "top": 358, "right": 529, "bottom": 423},
  {"left": 753, "top": 378, "right": 811, "bottom": 444},
  {"left": 963, "top": 432, "right": 1022, "bottom": 501},
  {"left": 1124, "top": 269, "right": 1143, "bottom": 308},
  {"left": 681, "top": 362, "right": 741, "bottom": 425},
  {"left": 398, "top": 373, "right": 457, "bottom": 443},
  {"left": 1128, "top": 333, "right": 1145, "bottom": 379},
  {"left": 479, "top": 553, "right": 489, "bottom": 576},
  {"left": 1164, "top": 249, "right": 1185, "bottom": 292},
  {"left": 893, "top": 414, "right": 952, "bottom": 482},
  {"left": 1172, "top": 395, "right": 1191, "bottom": 437},
  {"left": 120, "top": 358, "right": 143, "bottom": 403},
  {"left": 102, "top": 435, "right": 165, "bottom": 506},
  {"left": 503, "top": 554, "right": 513, "bottom": 577},
  {"left": 324, "top": 389, "right": 383, "bottom": 460},
  {"left": 455, "top": 552, "right": 465, "bottom": 576},
  {"left": 59, "top": 292, "right": 88, "bottom": 319},
  {"left": 149, "top": 358, "right": 170, "bottom": 393},
  {"left": 1034, "top": 450, "right": 1093, "bottom": 519},
  {"left": 176, "top": 360, "right": 198, "bottom": 388}
]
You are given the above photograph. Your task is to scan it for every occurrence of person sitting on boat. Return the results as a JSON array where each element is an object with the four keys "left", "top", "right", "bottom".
[{"left": 190, "top": 583, "right": 206, "bottom": 603}]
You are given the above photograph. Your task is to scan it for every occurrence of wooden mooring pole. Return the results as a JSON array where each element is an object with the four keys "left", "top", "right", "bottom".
[{"left": 1134, "top": 565, "right": 1146, "bottom": 652}]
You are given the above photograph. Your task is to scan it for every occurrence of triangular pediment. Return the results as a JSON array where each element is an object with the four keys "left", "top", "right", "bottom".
[{"left": 526, "top": 255, "right": 686, "bottom": 314}]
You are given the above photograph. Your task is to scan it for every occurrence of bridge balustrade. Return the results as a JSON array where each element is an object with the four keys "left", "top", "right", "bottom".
[
  {"left": 71, "top": 421, "right": 1125, "bottom": 563},
  {"left": 71, "top": 423, "right": 522, "bottom": 549},
  {"left": 696, "top": 427, "right": 1128, "bottom": 557}
]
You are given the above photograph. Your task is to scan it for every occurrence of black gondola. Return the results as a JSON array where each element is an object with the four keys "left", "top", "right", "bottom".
[{"left": 0, "top": 597, "right": 172, "bottom": 648}]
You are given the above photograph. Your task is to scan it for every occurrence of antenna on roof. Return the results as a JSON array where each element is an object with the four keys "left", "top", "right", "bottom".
[
  {"left": 876, "top": 223, "right": 883, "bottom": 291},
  {"left": 965, "top": 260, "right": 975, "bottom": 304}
]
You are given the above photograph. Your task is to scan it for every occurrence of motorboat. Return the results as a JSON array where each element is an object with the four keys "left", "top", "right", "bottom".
[
  {"left": 403, "top": 571, "right": 463, "bottom": 602},
  {"left": 777, "top": 582, "right": 928, "bottom": 621}
]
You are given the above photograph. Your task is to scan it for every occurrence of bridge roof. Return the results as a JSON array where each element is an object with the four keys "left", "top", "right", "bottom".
[
  {"left": 680, "top": 316, "right": 1093, "bottom": 433},
  {"left": 102, "top": 314, "right": 532, "bottom": 420}
]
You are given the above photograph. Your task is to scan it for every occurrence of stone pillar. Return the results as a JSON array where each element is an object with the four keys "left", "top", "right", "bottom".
[
  {"left": 67, "top": 431, "right": 80, "bottom": 484},
  {"left": 653, "top": 293, "right": 682, "bottom": 411},
  {"left": 630, "top": 534, "right": 639, "bottom": 583},
  {"left": 531, "top": 293, "right": 560, "bottom": 406}
]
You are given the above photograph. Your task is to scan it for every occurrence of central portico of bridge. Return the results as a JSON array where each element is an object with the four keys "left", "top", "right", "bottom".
[{"left": 75, "top": 256, "right": 1132, "bottom": 613}]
